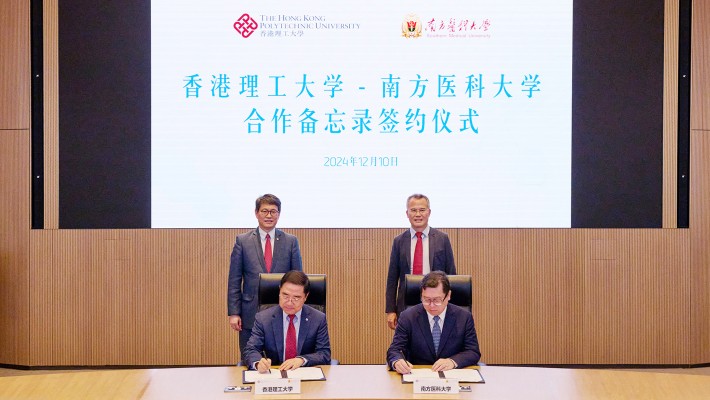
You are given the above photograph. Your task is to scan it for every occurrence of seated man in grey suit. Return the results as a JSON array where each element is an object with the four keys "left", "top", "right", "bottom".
[
  {"left": 228, "top": 194, "right": 303, "bottom": 358},
  {"left": 387, "top": 271, "right": 481, "bottom": 373},
  {"left": 386, "top": 194, "right": 456, "bottom": 330},
  {"left": 243, "top": 271, "right": 331, "bottom": 372}
]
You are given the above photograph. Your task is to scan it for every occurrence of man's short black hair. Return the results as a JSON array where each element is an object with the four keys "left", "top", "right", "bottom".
[
  {"left": 420, "top": 271, "right": 450, "bottom": 296},
  {"left": 255, "top": 194, "right": 282, "bottom": 212},
  {"left": 280, "top": 270, "right": 310, "bottom": 295}
]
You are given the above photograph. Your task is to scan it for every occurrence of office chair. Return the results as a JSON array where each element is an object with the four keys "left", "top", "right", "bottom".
[
  {"left": 258, "top": 273, "right": 326, "bottom": 313},
  {"left": 403, "top": 274, "right": 472, "bottom": 312}
]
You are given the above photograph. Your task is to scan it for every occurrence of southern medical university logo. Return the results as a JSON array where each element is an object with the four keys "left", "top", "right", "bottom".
[
  {"left": 234, "top": 13, "right": 258, "bottom": 38},
  {"left": 402, "top": 14, "right": 422, "bottom": 38}
]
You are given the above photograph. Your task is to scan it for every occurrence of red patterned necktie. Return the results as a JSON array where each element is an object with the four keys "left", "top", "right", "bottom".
[
  {"left": 285, "top": 314, "right": 297, "bottom": 360},
  {"left": 264, "top": 233, "right": 272, "bottom": 272},
  {"left": 413, "top": 232, "right": 423, "bottom": 275}
]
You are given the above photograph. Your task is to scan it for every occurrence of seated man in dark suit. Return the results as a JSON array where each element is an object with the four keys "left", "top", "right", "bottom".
[
  {"left": 387, "top": 271, "right": 481, "bottom": 373},
  {"left": 243, "top": 271, "right": 331, "bottom": 372}
]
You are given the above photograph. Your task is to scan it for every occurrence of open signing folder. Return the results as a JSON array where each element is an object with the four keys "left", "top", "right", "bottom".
[{"left": 242, "top": 367, "right": 326, "bottom": 383}]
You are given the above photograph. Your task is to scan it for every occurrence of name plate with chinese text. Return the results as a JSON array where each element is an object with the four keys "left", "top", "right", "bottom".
[
  {"left": 255, "top": 378, "right": 301, "bottom": 395},
  {"left": 413, "top": 378, "right": 460, "bottom": 394}
]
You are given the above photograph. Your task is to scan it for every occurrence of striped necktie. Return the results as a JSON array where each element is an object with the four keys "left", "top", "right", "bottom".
[{"left": 432, "top": 315, "right": 441, "bottom": 354}]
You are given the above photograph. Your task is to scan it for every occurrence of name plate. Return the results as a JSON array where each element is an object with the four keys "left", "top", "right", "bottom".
[
  {"left": 413, "top": 378, "right": 460, "bottom": 394},
  {"left": 255, "top": 378, "right": 301, "bottom": 395}
]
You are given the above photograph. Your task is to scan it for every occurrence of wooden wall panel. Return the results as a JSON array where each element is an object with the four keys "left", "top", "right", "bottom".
[
  {"left": 0, "top": 132, "right": 30, "bottom": 365},
  {"left": 29, "top": 229, "right": 244, "bottom": 366},
  {"left": 460, "top": 229, "right": 583, "bottom": 364},
  {"left": 30, "top": 230, "right": 93, "bottom": 365},
  {"left": 27, "top": 227, "right": 460, "bottom": 366},
  {"left": 663, "top": 0, "right": 679, "bottom": 227},
  {"left": 690, "top": 132, "right": 710, "bottom": 363},
  {"left": 690, "top": 0, "right": 709, "bottom": 130},
  {"left": 43, "top": 0, "right": 59, "bottom": 228},
  {"left": 25, "top": 226, "right": 697, "bottom": 366},
  {"left": 0, "top": 0, "right": 30, "bottom": 129},
  {"left": 582, "top": 229, "right": 690, "bottom": 364},
  {"left": 134, "top": 229, "right": 242, "bottom": 365},
  {"left": 689, "top": 0, "right": 710, "bottom": 364}
]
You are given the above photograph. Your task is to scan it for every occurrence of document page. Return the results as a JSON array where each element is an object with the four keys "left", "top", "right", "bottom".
[
  {"left": 287, "top": 367, "right": 326, "bottom": 380},
  {"left": 442, "top": 369, "right": 484, "bottom": 383}
]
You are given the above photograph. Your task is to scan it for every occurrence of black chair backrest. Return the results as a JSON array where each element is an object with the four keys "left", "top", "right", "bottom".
[
  {"left": 404, "top": 274, "right": 472, "bottom": 312},
  {"left": 258, "top": 273, "right": 327, "bottom": 313}
]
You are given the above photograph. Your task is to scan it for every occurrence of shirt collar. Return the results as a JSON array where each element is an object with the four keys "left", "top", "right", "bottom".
[
  {"left": 283, "top": 309, "right": 303, "bottom": 323},
  {"left": 426, "top": 307, "right": 447, "bottom": 325},
  {"left": 259, "top": 227, "right": 276, "bottom": 240},
  {"left": 409, "top": 226, "right": 431, "bottom": 238}
]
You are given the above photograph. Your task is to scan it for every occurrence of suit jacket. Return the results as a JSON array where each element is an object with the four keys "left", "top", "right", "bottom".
[
  {"left": 243, "top": 305, "right": 331, "bottom": 368},
  {"left": 227, "top": 228, "right": 302, "bottom": 329},
  {"left": 387, "top": 303, "right": 481, "bottom": 368},
  {"left": 385, "top": 228, "right": 456, "bottom": 314}
]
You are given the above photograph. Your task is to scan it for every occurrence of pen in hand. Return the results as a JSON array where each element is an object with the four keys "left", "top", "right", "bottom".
[
  {"left": 394, "top": 359, "right": 413, "bottom": 374},
  {"left": 257, "top": 350, "right": 272, "bottom": 374}
]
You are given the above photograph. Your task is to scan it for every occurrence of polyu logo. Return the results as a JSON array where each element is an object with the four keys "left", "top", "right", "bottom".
[{"left": 234, "top": 13, "right": 258, "bottom": 38}]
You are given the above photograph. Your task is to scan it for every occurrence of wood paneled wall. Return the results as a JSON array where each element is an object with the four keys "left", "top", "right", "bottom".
[
  {"left": 0, "top": 0, "right": 30, "bottom": 128},
  {"left": 663, "top": 0, "right": 679, "bottom": 228},
  {"left": 0, "top": 0, "right": 30, "bottom": 366},
  {"left": 0, "top": 132, "right": 30, "bottom": 365},
  {"left": 43, "top": 0, "right": 59, "bottom": 227},
  {"left": 23, "top": 227, "right": 695, "bottom": 366},
  {"left": 691, "top": 1, "right": 710, "bottom": 131},
  {"left": 690, "top": 0, "right": 710, "bottom": 364},
  {"left": 1, "top": 0, "right": 709, "bottom": 367}
]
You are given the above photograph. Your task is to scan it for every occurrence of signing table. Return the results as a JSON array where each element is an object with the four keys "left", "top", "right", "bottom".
[{"left": 1, "top": 365, "right": 709, "bottom": 399}]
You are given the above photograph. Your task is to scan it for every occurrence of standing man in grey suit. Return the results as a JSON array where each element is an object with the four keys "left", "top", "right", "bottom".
[
  {"left": 228, "top": 194, "right": 303, "bottom": 358},
  {"left": 385, "top": 194, "right": 456, "bottom": 329}
]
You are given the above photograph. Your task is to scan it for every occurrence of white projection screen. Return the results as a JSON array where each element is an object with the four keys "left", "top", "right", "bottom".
[{"left": 150, "top": 1, "right": 573, "bottom": 228}]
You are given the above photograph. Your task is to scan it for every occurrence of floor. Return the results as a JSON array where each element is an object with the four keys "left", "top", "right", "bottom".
[{"left": 1, "top": 366, "right": 710, "bottom": 378}]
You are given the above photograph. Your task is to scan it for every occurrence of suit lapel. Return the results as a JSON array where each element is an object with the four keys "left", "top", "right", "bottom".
[
  {"left": 297, "top": 306, "right": 309, "bottom": 354},
  {"left": 252, "top": 228, "right": 266, "bottom": 271},
  {"left": 437, "top": 306, "right": 456, "bottom": 354},
  {"left": 272, "top": 229, "right": 283, "bottom": 270},
  {"left": 428, "top": 229, "right": 437, "bottom": 268},
  {"left": 416, "top": 307, "right": 437, "bottom": 357},
  {"left": 272, "top": 308, "right": 285, "bottom": 362},
  {"left": 402, "top": 231, "right": 412, "bottom": 270}
]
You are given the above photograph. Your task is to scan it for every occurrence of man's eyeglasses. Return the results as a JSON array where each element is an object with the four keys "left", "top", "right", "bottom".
[
  {"left": 279, "top": 293, "right": 304, "bottom": 303},
  {"left": 421, "top": 297, "right": 445, "bottom": 306},
  {"left": 409, "top": 208, "right": 429, "bottom": 215},
  {"left": 259, "top": 209, "right": 280, "bottom": 217}
]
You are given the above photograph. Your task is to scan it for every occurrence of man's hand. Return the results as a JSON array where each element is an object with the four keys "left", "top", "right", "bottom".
[
  {"left": 229, "top": 315, "right": 242, "bottom": 331},
  {"left": 256, "top": 357, "right": 272, "bottom": 373},
  {"left": 386, "top": 313, "right": 398, "bottom": 330},
  {"left": 393, "top": 359, "right": 412, "bottom": 375},
  {"left": 432, "top": 358, "right": 456, "bottom": 372},
  {"left": 279, "top": 357, "right": 305, "bottom": 371}
]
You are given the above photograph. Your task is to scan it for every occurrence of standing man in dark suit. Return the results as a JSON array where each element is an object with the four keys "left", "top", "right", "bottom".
[
  {"left": 243, "top": 271, "right": 331, "bottom": 372},
  {"left": 386, "top": 194, "right": 456, "bottom": 329},
  {"left": 387, "top": 272, "right": 481, "bottom": 373},
  {"left": 228, "top": 194, "right": 303, "bottom": 358}
]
